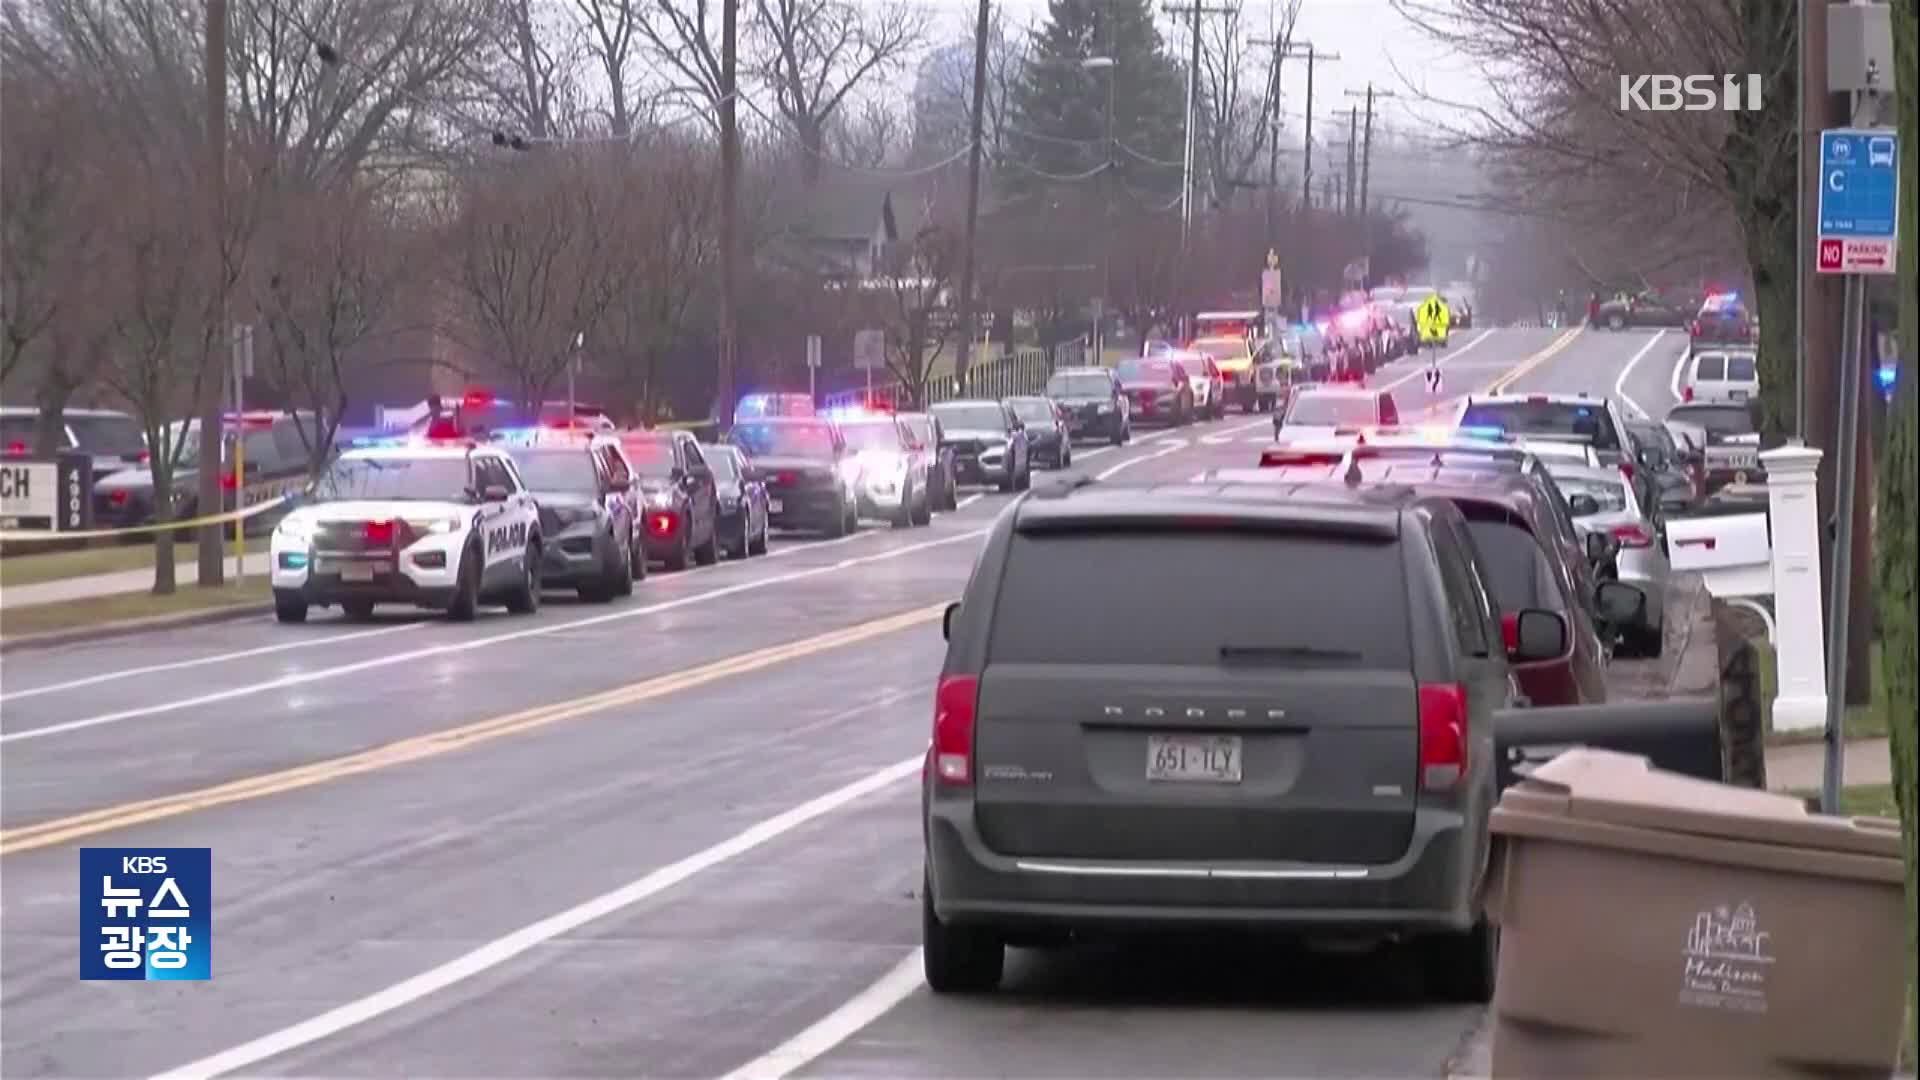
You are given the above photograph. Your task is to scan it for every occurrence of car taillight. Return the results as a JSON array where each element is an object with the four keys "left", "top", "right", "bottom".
[
  {"left": 4, "top": 441, "right": 26, "bottom": 455},
  {"left": 777, "top": 471, "right": 797, "bottom": 485},
  {"left": 364, "top": 519, "right": 395, "bottom": 545},
  {"left": 1620, "top": 461, "right": 1636, "bottom": 484},
  {"left": 1417, "top": 683, "right": 1468, "bottom": 791},
  {"left": 931, "top": 674, "right": 979, "bottom": 785},
  {"left": 1500, "top": 613, "right": 1519, "bottom": 653},
  {"left": 109, "top": 490, "right": 129, "bottom": 506},
  {"left": 647, "top": 511, "right": 678, "bottom": 536},
  {"left": 219, "top": 471, "right": 239, "bottom": 491},
  {"left": 1612, "top": 524, "right": 1653, "bottom": 548},
  {"left": 1688, "top": 321, "right": 1700, "bottom": 336},
  {"left": 1681, "top": 386, "right": 1694, "bottom": 402}
]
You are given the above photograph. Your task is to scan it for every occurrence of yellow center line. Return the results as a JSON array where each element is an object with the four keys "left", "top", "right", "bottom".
[
  {"left": 1410, "top": 326, "right": 1588, "bottom": 420},
  {"left": 0, "top": 604, "right": 944, "bottom": 857}
]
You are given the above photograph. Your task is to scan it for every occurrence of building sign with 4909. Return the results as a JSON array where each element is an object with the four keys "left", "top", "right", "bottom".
[{"left": 487, "top": 520, "right": 527, "bottom": 556}]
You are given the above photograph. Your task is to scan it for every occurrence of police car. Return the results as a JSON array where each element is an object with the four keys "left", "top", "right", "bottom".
[{"left": 270, "top": 443, "right": 542, "bottom": 623}]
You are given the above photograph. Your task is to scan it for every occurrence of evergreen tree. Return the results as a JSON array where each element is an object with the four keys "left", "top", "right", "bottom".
[{"left": 1003, "top": 0, "right": 1188, "bottom": 203}]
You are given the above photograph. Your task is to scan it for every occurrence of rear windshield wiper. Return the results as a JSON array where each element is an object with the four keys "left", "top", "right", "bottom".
[{"left": 1218, "top": 644, "right": 1363, "bottom": 664}]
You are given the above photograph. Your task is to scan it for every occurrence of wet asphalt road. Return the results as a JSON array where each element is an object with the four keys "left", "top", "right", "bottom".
[{"left": 0, "top": 326, "right": 1685, "bottom": 1079}]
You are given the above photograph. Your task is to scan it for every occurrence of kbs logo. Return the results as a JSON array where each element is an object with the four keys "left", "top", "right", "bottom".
[
  {"left": 1619, "top": 74, "right": 1763, "bottom": 112},
  {"left": 486, "top": 520, "right": 527, "bottom": 555}
]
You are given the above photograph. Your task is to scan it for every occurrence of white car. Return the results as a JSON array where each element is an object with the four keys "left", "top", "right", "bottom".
[
  {"left": 1452, "top": 392, "right": 1637, "bottom": 468},
  {"left": 270, "top": 443, "right": 543, "bottom": 623},
  {"left": 1272, "top": 386, "right": 1401, "bottom": 440},
  {"left": 1169, "top": 350, "right": 1225, "bottom": 419}
]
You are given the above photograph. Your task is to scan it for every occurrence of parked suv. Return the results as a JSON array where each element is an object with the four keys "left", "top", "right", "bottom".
[
  {"left": 922, "top": 480, "right": 1582, "bottom": 1001},
  {"left": 1043, "top": 367, "right": 1130, "bottom": 445}
]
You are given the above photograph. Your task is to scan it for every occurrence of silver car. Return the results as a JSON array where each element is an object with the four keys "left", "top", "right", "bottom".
[{"left": 1547, "top": 462, "right": 1670, "bottom": 659}]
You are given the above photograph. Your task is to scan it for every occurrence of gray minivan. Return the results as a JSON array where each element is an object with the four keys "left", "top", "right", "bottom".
[{"left": 922, "top": 480, "right": 1588, "bottom": 1002}]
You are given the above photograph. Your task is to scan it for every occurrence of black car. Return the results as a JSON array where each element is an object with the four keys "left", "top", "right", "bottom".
[
  {"left": 1593, "top": 290, "right": 1693, "bottom": 330},
  {"left": 929, "top": 400, "right": 1031, "bottom": 493},
  {"left": 509, "top": 435, "right": 644, "bottom": 601},
  {"left": 1624, "top": 419, "right": 1700, "bottom": 514},
  {"left": 922, "top": 480, "right": 1586, "bottom": 1000},
  {"left": 1043, "top": 367, "right": 1130, "bottom": 446},
  {"left": 615, "top": 430, "right": 721, "bottom": 570},
  {"left": 899, "top": 412, "right": 959, "bottom": 512},
  {"left": 727, "top": 416, "right": 859, "bottom": 537},
  {"left": 1005, "top": 396, "right": 1071, "bottom": 469},
  {"left": 701, "top": 443, "right": 771, "bottom": 558},
  {"left": 93, "top": 411, "right": 319, "bottom": 536}
]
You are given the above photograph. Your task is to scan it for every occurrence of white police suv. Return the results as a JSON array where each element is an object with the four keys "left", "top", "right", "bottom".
[{"left": 270, "top": 443, "right": 543, "bottom": 624}]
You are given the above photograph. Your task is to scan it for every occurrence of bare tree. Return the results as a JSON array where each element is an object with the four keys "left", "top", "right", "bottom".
[
  {"left": 464, "top": 0, "right": 581, "bottom": 140},
  {"left": 448, "top": 152, "right": 635, "bottom": 406},
  {"left": 630, "top": 0, "right": 727, "bottom": 126},
  {"left": 251, "top": 178, "right": 417, "bottom": 477},
  {"left": 568, "top": 0, "right": 641, "bottom": 135},
  {"left": 0, "top": 72, "right": 103, "bottom": 414},
  {"left": 827, "top": 96, "right": 908, "bottom": 169},
  {"left": 596, "top": 138, "right": 722, "bottom": 420},
  {"left": 750, "top": 0, "right": 929, "bottom": 181},
  {"left": 867, "top": 219, "right": 959, "bottom": 408},
  {"left": 1197, "top": 0, "right": 1299, "bottom": 209},
  {"left": 1393, "top": 0, "right": 1795, "bottom": 432}
]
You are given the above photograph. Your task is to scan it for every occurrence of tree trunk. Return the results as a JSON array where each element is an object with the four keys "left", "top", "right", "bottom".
[
  {"left": 149, "top": 450, "right": 178, "bottom": 596},
  {"left": 1874, "top": 0, "right": 1916, "bottom": 1053}
]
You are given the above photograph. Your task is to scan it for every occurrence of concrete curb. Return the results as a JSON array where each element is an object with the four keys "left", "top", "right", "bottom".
[{"left": 0, "top": 602, "right": 270, "bottom": 655}]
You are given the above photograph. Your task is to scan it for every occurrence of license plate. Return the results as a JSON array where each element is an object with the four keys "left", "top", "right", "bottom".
[
  {"left": 1146, "top": 735, "right": 1243, "bottom": 784},
  {"left": 768, "top": 498, "right": 783, "bottom": 514},
  {"left": 1720, "top": 453, "right": 1759, "bottom": 469},
  {"left": 339, "top": 562, "right": 387, "bottom": 582}
]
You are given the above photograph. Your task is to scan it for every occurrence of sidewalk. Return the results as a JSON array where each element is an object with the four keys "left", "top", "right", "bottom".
[
  {"left": 1767, "top": 736, "right": 1894, "bottom": 792},
  {"left": 0, "top": 554, "right": 259, "bottom": 610}
]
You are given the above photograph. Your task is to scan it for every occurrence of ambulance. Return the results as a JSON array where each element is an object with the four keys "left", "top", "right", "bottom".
[{"left": 1185, "top": 311, "right": 1264, "bottom": 413}]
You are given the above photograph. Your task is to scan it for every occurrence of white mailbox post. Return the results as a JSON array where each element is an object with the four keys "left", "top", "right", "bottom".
[
  {"left": 1757, "top": 445, "right": 1827, "bottom": 733},
  {"left": 1661, "top": 443, "right": 1828, "bottom": 734}
]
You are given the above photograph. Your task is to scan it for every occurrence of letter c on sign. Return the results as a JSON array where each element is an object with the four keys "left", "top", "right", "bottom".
[{"left": 1828, "top": 170, "right": 1845, "bottom": 192}]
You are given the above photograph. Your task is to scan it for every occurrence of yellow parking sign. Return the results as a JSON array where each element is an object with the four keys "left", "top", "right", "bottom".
[{"left": 1416, "top": 293, "right": 1451, "bottom": 344}]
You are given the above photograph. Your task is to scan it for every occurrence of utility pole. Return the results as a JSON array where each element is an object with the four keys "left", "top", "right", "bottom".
[
  {"left": 1249, "top": 39, "right": 1338, "bottom": 218},
  {"left": 1343, "top": 107, "right": 1357, "bottom": 218},
  {"left": 1164, "top": 2, "right": 1235, "bottom": 248},
  {"left": 953, "top": 0, "right": 991, "bottom": 386},
  {"left": 717, "top": 0, "right": 739, "bottom": 423},
  {"left": 197, "top": 0, "right": 228, "bottom": 588},
  {"left": 1344, "top": 83, "right": 1394, "bottom": 217}
]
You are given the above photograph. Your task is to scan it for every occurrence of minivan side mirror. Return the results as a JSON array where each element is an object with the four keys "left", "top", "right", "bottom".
[
  {"left": 942, "top": 601, "right": 960, "bottom": 642},
  {"left": 1595, "top": 579, "right": 1648, "bottom": 626},
  {"left": 1512, "top": 608, "right": 1568, "bottom": 662}
]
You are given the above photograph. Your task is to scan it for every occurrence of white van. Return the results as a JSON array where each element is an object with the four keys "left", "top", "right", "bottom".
[{"left": 1682, "top": 348, "right": 1759, "bottom": 404}]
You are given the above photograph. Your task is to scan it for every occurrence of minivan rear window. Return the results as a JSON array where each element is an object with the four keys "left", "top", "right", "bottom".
[
  {"left": 987, "top": 530, "right": 1411, "bottom": 668},
  {"left": 1694, "top": 355, "right": 1725, "bottom": 380},
  {"left": 1727, "top": 355, "right": 1756, "bottom": 380}
]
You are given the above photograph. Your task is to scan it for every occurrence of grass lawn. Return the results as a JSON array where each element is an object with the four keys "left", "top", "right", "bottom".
[
  {"left": 0, "top": 539, "right": 267, "bottom": 590},
  {"left": 1759, "top": 638, "right": 1890, "bottom": 745},
  {"left": 0, "top": 579, "right": 269, "bottom": 639}
]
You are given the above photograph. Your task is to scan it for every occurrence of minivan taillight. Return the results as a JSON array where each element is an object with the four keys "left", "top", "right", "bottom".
[
  {"left": 1417, "top": 683, "right": 1468, "bottom": 791},
  {"left": 931, "top": 674, "right": 979, "bottom": 784}
]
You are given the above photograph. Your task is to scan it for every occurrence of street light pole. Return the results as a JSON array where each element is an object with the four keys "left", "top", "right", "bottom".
[
  {"left": 1082, "top": 55, "right": 1117, "bottom": 364},
  {"left": 198, "top": 0, "right": 229, "bottom": 588}
]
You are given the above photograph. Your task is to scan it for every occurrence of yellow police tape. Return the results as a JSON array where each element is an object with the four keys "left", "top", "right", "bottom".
[{"left": 0, "top": 493, "right": 293, "bottom": 543}]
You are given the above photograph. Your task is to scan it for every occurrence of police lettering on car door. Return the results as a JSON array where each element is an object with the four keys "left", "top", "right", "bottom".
[{"left": 487, "top": 519, "right": 528, "bottom": 557}]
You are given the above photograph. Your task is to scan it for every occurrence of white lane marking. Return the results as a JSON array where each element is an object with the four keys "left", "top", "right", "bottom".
[
  {"left": 149, "top": 756, "right": 925, "bottom": 1080},
  {"left": 1614, "top": 330, "right": 1671, "bottom": 418},
  {"left": 1, "top": 530, "right": 991, "bottom": 745},
  {"left": 0, "top": 623, "right": 424, "bottom": 703},
  {"left": 1243, "top": 436, "right": 1271, "bottom": 445},
  {"left": 1377, "top": 329, "right": 1498, "bottom": 393},
  {"left": 720, "top": 948, "right": 926, "bottom": 1080},
  {"left": 1669, "top": 338, "right": 1691, "bottom": 404},
  {"left": 955, "top": 493, "right": 983, "bottom": 509},
  {"left": 1191, "top": 471, "right": 1212, "bottom": 482},
  {"left": 1095, "top": 438, "right": 1189, "bottom": 480},
  {"left": 761, "top": 531, "right": 872, "bottom": 559}
]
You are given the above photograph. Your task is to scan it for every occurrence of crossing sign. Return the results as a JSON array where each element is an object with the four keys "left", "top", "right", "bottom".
[
  {"left": 1816, "top": 128, "right": 1899, "bottom": 275},
  {"left": 1416, "top": 293, "right": 1451, "bottom": 344}
]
